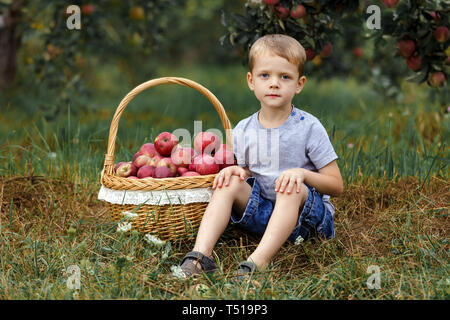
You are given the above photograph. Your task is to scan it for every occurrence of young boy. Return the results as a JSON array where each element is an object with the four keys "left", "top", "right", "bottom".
[{"left": 180, "top": 34, "right": 343, "bottom": 277}]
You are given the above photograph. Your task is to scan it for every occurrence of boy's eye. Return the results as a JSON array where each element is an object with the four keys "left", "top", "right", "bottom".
[
  {"left": 260, "top": 73, "right": 269, "bottom": 78},
  {"left": 281, "top": 75, "right": 290, "bottom": 80}
]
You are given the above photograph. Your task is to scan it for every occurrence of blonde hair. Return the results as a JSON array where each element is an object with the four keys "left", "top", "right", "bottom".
[{"left": 248, "top": 34, "right": 306, "bottom": 77}]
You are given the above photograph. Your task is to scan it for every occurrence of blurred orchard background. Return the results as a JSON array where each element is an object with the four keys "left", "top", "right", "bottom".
[
  {"left": 0, "top": 0, "right": 448, "bottom": 183},
  {"left": 0, "top": 0, "right": 448, "bottom": 300}
]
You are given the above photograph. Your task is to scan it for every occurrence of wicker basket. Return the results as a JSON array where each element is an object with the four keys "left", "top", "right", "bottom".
[{"left": 99, "top": 77, "right": 233, "bottom": 241}]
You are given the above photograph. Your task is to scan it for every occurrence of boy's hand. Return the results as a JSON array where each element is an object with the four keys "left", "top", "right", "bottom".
[
  {"left": 275, "top": 168, "right": 306, "bottom": 194},
  {"left": 212, "top": 166, "right": 248, "bottom": 190}
]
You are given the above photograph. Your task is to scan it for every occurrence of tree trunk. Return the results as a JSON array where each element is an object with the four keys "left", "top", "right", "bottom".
[{"left": 0, "top": 0, "right": 22, "bottom": 91}]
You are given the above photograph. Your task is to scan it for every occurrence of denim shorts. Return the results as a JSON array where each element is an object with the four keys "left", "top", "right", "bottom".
[{"left": 230, "top": 177, "right": 335, "bottom": 243}]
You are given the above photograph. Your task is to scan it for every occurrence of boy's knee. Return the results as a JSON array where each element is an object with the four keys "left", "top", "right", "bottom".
[
  {"left": 276, "top": 183, "right": 308, "bottom": 204},
  {"left": 213, "top": 175, "right": 246, "bottom": 195}
]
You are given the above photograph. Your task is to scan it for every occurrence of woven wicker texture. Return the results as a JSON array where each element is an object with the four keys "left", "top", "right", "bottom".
[{"left": 100, "top": 77, "right": 233, "bottom": 240}]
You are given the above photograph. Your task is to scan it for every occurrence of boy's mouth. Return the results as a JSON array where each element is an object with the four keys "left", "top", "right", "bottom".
[{"left": 266, "top": 94, "right": 281, "bottom": 98}]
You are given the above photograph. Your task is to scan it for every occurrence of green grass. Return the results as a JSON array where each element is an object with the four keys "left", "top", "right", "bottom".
[{"left": 0, "top": 63, "right": 448, "bottom": 299}]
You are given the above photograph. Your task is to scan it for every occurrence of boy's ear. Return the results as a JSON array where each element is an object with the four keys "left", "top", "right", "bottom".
[
  {"left": 295, "top": 75, "right": 306, "bottom": 94},
  {"left": 247, "top": 72, "right": 254, "bottom": 91}
]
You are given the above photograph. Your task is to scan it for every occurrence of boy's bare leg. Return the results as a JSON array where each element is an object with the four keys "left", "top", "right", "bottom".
[
  {"left": 247, "top": 184, "right": 308, "bottom": 270},
  {"left": 192, "top": 176, "right": 252, "bottom": 264}
]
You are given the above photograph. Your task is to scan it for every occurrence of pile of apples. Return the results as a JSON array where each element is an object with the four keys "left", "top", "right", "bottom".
[{"left": 114, "top": 131, "right": 236, "bottom": 179}]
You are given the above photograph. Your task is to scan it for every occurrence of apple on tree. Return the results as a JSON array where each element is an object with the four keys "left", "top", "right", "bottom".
[
  {"left": 406, "top": 55, "right": 422, "bottom": 71},
  {"left": 397, "top": 40, "right": 415, "bottom": 58},
  {"left": 274, "top": 3, "right": 289, "bottom": 19},
  {"left": 263, "top": 0, "right": 280, "bottom": 5},
  {"left": 319, "top": 42, "right": 332, "bottom": 58},
  {"left": 428, "top": 72, "right": 446, "bottom": 87},
  {"left": 434, "top": 26, "right": 449, "bottom": 43},
  {"left": 305, "top": 48, "right": 316, "bottom": 61},
  {"left": 290, "top": 4, "right": 306, "bottom": 19},
  {"left": 382, "top": 0, "right": 399, "bottom": 8}
]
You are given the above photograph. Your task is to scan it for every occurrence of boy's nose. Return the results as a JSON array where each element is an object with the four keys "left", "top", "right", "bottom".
[{"left": 269, "top": 79, "right": 279, "bottom": 88}]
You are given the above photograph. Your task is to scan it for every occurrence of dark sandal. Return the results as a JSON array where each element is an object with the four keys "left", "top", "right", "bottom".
[
  {"left": 233, "top": 261, "right": 258, "bottom": 281},
  {"left": 180, "top": 251, "right": 218, "bottom": 277}
]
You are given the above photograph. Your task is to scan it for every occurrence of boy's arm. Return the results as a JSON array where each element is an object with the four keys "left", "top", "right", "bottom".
[{"left": 302, "top": 160, "right": 343, "bottom": 197}]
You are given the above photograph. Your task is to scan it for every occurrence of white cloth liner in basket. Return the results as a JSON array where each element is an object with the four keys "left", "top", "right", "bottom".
[{"left": 98, "top": 185, "right": 213, "bottom": 206}]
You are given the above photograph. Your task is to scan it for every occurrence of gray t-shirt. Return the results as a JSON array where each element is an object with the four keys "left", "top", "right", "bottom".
[{"left": 232, "top": 106, "right": 338, "bottom": 215}]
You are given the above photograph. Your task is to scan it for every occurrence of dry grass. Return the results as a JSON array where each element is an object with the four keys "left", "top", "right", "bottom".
[{"left": 0, "top": 174, "right": 448, "bottom": 299}]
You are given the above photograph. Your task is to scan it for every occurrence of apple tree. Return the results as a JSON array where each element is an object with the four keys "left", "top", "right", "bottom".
[
  {"left": 221, "top": 0, "right": 449, "bottom": 106},
  {"left": 0, "top": 0, "right": 186, "bottom": 118}
]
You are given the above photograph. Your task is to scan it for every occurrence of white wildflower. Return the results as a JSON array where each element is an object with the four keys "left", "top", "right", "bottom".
[
  {"left": 48, "top": 152, "right": 57, "bottom": 159},
  {"left": 170, "top": 265, "right": 186, "bottom": 279},
  {"left": 116, "top": 221, "right": 132, "bottom": 233},
  {"left": 294, "top": 235, "right": 304, "bottom": 245},
  {"left": 121, "top": 211, "right": 139, "bottom": 220},
  {"left": 144, "top": 234, "right": 165, "bottom": 247}
]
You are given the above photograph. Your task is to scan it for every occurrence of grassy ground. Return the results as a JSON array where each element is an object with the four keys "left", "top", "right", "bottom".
[
  {"left": 0, "top": 175, "right": 448, "bottom": 299},
  {"left": 0, "top": 64, "right": 448, "bottom": 299}
]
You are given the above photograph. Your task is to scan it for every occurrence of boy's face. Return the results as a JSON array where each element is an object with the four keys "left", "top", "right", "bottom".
[{"left": 247, "top": 53, "right": 306, "bottom": 111}]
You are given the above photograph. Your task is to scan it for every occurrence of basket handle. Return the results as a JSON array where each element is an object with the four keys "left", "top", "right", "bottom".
[{"left": 103, "top": 77, "right": 233, "bottom": 175}]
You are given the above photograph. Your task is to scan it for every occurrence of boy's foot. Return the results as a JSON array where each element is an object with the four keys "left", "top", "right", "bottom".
[
  {"left": 232, "top": 261, "right": 258, "bottom": 281},
  {"left": 180, "top": 251, "right": 218, "bottom": 277}
]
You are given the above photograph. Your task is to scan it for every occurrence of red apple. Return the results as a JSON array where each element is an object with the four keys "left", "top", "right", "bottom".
[
  {"left": 81, "top": 4, "right": 95, "bottom": 15},
  {"left": 156, "top": 157, "right": 178, "bottom": 175},
  {"left": 181, "top": 171, "right": 201, "bottom": 177},
  {"left": 154, "top": 132, "right": 178, "bottom": 156},
  {"left": 115, "top": 162, "right": 137, "bottom": 178},
  {"left": 193, "top": 132, "right": 221, "bottom": 155},
  {"left": 319, "top": 42, "right": 332, "bottom": 58},
  {"left": 170, "top": 146, "right": 195, "bottom": 168},
  {"left": 188, "top": 163, "right": 196, "bottom": 172},
  {"left": 114, "top": 161, "right": 127, "bottom": 173},
  {"left": 127, "top": 176, "right": 138, "bottom": 179},
  {"left": 177, "top": 167, "right": 189, "bottom": 176},
  {"left": 382, "top": 0, "right": 399, "bottom": 8},
  {"left": 139, "top": 143, "right": 158, "bottom": 158},
  {"left": 428, "top": 72, "right": 446, "bottom": 87},
  {"left": 353, "top": 47, "right": 363, "bottom": 58},
  {"left": 137, "top": 165, "right": 155, "bottom": 179},
  {"left": 132, "top": 151, "right": 142, "bottom": 163},
  {"left": 214, "top": 144, "right": 236, "bottom": 170},
  {"left": 397, "top": 40, "right": 415, "bottom": 58},
  {"left": 290, "top": 4, "right": 306, "bottom": 19},
  {"left": 194, "top": 155, "right": 219, "bottom": 175},
  {"left": 305, "top": 48, "right": 316, "bottom": 61},
  {"left": 148, "top": 154, "right": 163, "bottom": 167},
  {"left": 274, "top": 4, "right": 289, "bottom": 18},
  {"left": 434, "top": 26, "right": 449, "bottom": 43},
  {"left": 155, "top": 166, "right": 174, "bottom": 178},
  {"left": 133, "top": 154, "right": 152, "bottom": 168},
  {"left": 428, "top": 11, "right": 441, "bottom": 21},
  {"left": 263, "top": 0, "right": 280, "bottom": 5},
  {"left": 407, "top": 55, "right": 422, "bottom": 71}
]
